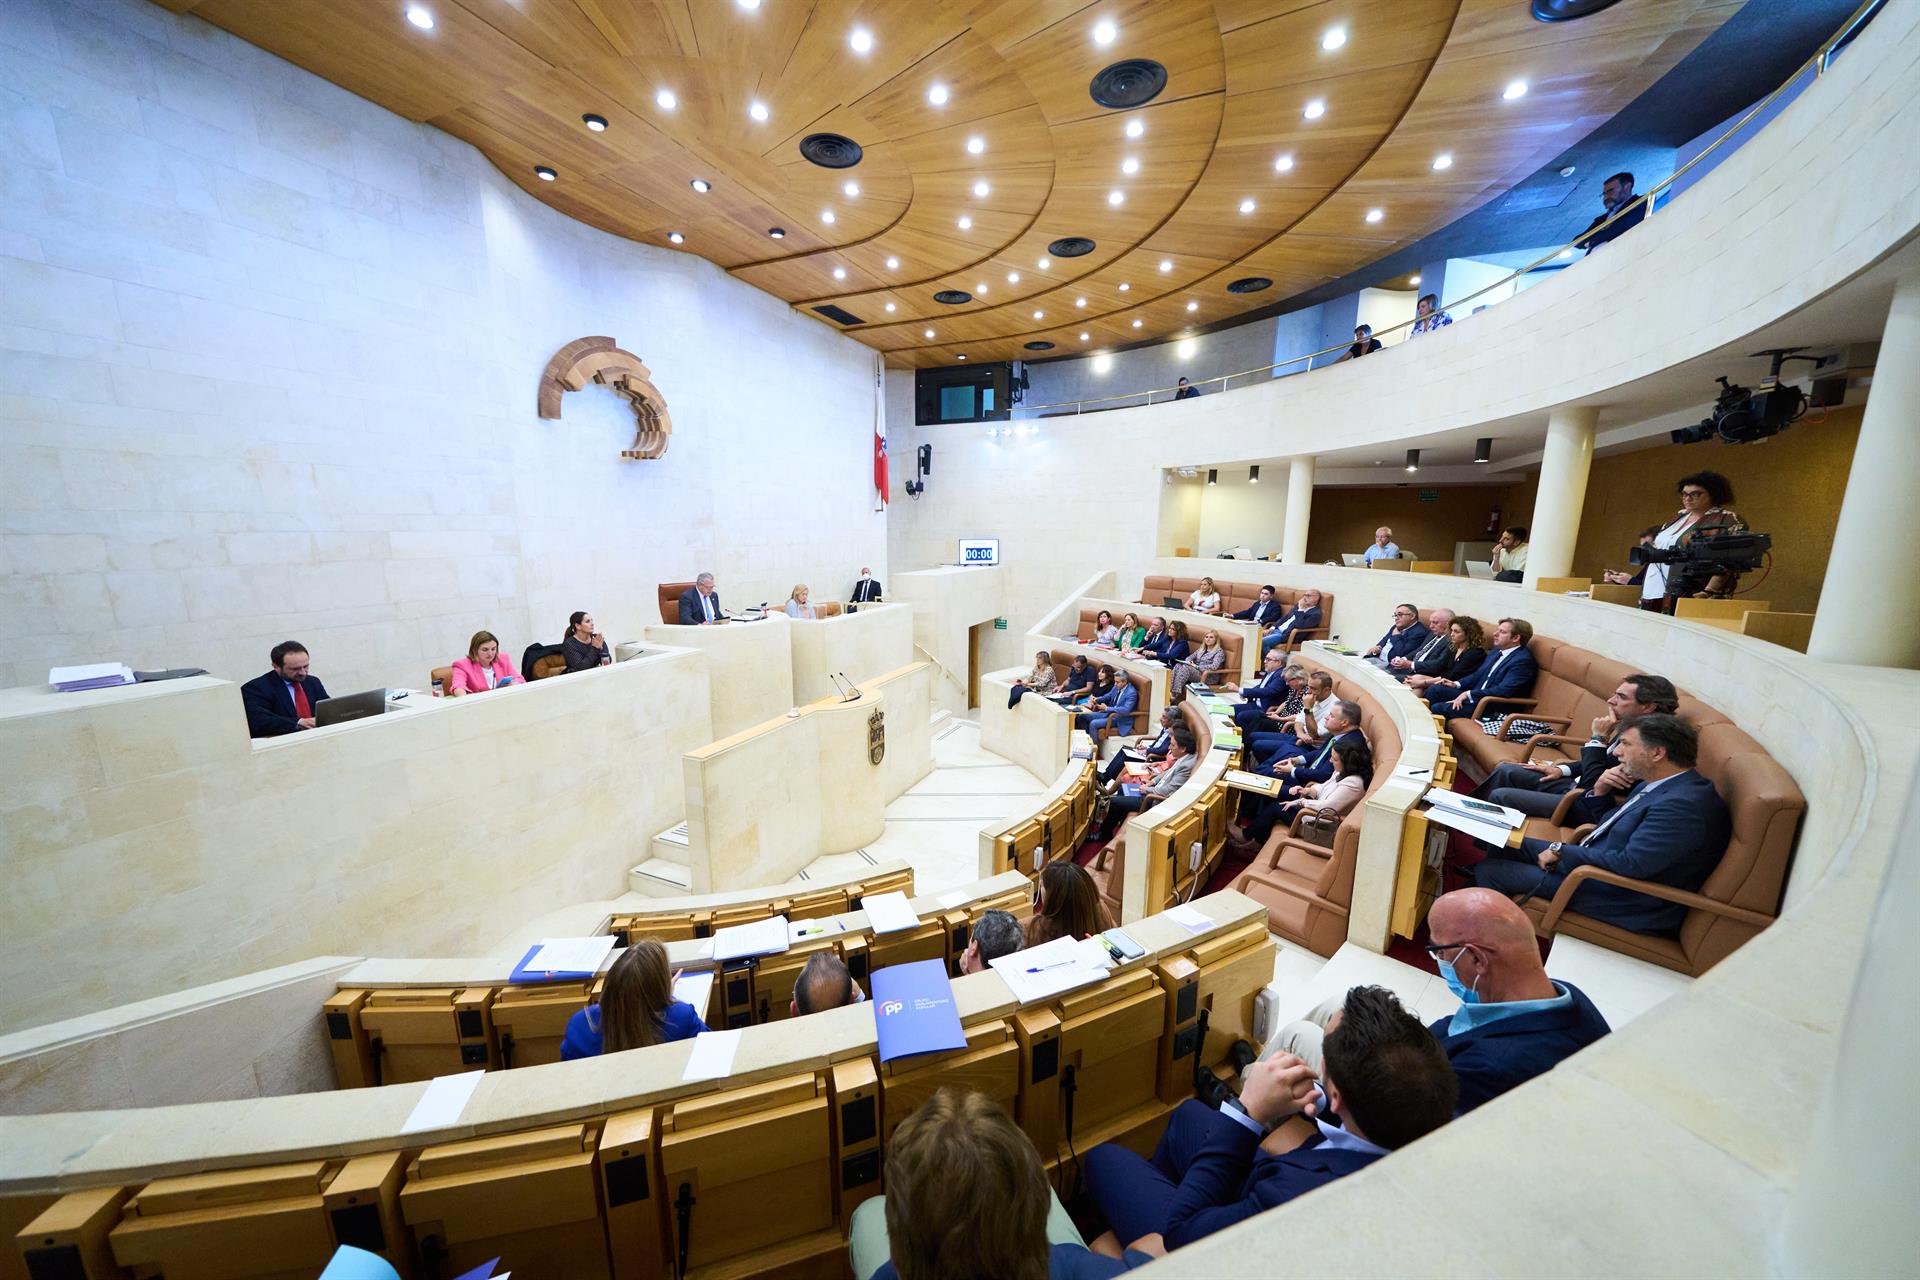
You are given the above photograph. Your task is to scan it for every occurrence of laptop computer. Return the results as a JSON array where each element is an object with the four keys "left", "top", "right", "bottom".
[
  {"left": 1465, "top": 560, "right": 1494, "bottom": 579},
  {"left": 313, "top": 688, "right": 389, "bottom": 727},
  {"left": 1162, "top": 595, "right": 1184, "bottom": 609},
  {"left": 1341, "top": 553, "right": 1368, "bottom": 568}
]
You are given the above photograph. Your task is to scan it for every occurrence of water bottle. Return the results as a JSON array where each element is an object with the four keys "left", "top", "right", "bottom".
[
  {"left": 431, "top": 677, "right": 444, "bottom": 698},
  {"left": 600, "top": 652, "right": 611, "bottom": 667}
]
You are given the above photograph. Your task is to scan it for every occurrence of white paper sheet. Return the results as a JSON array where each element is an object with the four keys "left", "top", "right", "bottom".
[
  {"left": 936, "top": 889, "right": 973, "bottom": 909},
  {"left": 711, "top": 915, "right": 791, "bottom": 961},
  {"left": 1166, "top": 904, "right": 1217, "bottom": 935},
  {"left": 682, "top": 1028, "right": 744, "bottom": 1082},
  {"left": 988, "top": 935, "right": 1108, "bottom": 1004},
  {"left": 671, "top": 970, "right": 716, "bottom": 1015},
  {"left": 862, "top": 890, "right": 921, "bottom": 935},
  {"left": 526, "top": 936, "right": 616, "bottom": 974},
  {"left": 399, "top": 1070, "right": 485, "bottom": 1134},
  {"left": 1425, "top": 790, "right": 1526, "bottom": 829},
  {"left": 1422, "top": 803, "right": 1515, "bottom": 848}
]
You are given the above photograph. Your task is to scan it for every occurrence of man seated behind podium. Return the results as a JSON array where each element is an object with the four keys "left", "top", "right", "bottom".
[
  {"left": 678, "top": 572, "right": 722, "bottom": 625},
  {"left": 957, "top": 909, "right": 1024, "bottom": 975},
  {"left": 1471, "top": 714, "right": 1732, "bottom": 937},
  {"left": 241, "top": 640, "right": 330, "bottom": 737},
  {"left": 1425, "top": 617, "right": 1537, "bottom": 718},
  {"left": 1083, "top": 985, "right": 1456, "bottom": 1255},
  {"left": 792, "top": 951, "right": 867, "bottom": 1017},
  {"left": 560, "top": 940, "right": 706, "bottom": 1059},
  {"left": 851, "top": 1088, "right": 1151, "bottom": 1280},
  {"left": 851, "top": 567, "right": 883, "bottom": 605}
]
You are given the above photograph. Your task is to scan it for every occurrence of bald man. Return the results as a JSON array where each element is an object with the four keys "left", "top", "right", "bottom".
[{"left": 1256, "top": 889, "right": 1610, "bottom": 1112}]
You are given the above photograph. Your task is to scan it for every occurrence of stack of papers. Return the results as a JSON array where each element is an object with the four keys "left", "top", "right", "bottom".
[
  {"left": 510, "top": 936, "right": 615, "bottom": 982},
  {"left": 1070, "top": 731, "right": 1095, "bottom": 761},
  {"left": 50, "top": 663, "right": 134, "bottom": 692},
  {"left": 711, "top": 915, "right": 791, "bottom": 961},
  {"left": 1166, "top": 904, "right": 1218, "bottom": 935},
  {"left": 862, "top": 891, "right": 922, "bottom": 935},
  {"left": 671, "top": 970, "right": 716, "bottom": 1015},
  {"left": 988, "top": 934, "right": 1110, "bottom": 1004},
  {"left": 1223, "top": 769, "right": 1281, "bottom": 797},
  {"left": 1422, "top": 790, "right": 1526, "bottom": 846}
]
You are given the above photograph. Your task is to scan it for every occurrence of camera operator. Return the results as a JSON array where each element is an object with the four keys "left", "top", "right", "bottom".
[{"left": 1600, "top": 471, "right": 1747, "bottom": 613}]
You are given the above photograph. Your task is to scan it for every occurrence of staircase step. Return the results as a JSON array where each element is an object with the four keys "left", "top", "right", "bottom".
[
  {"left": 648, "top": 822, "right": 691, "bottom": 866},
  {"left": 628, "top": 858, "right": 694, "bottom": 897}
]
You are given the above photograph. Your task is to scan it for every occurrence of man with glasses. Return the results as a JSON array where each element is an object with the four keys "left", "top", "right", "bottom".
[
  {"left": 241, "top": 641, "right": 331, "bottom": 737},
  {"left": 1474, "top": 674, "right": 1679, "bottom": 820},
  {"left": 1362, "top": 602, "right": 1426, "bottom": 668},
  {"left": 1253, "top": 889, "right": 1609, "bottom": 1114}
]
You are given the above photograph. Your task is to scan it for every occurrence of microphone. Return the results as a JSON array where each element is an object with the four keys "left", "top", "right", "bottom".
[{"left": 832, "top": 671, "right": 860, "bottom": 702}]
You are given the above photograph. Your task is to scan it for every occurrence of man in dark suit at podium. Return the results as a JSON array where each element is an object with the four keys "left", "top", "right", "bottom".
[
  {"left": 850, "top": 567, "right": 883, "bottom": 607},
  {"left": 678, "top": 572, "right": 722, "bottom": 625},
  {"left": 241, "top": 641, "right": 330, "bottom": 737}
]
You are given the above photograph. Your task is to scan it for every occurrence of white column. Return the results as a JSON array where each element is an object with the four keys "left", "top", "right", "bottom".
[
  {"left": 1521, "top": 405, "right": 1597, "bottom": 587},
  {"left": 1281, "top": 455, "right": 1314, "bottom": 564},
  {"left": 1808, "top": 275, "right": 1920, "bottom": 668}
]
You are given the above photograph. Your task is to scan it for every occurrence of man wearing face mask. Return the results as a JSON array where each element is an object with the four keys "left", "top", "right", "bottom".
[
  {"left": 849, "top": 567, "right": 883, "bottom": 608},
  {"left": 1254, "top": 889, "right": 1608, "bottom": 1114}
]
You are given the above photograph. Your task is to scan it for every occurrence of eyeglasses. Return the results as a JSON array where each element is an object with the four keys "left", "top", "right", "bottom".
[
  {"left": 1424, "top": 940, "right": 1467, "bottom": 957},
  {"left": 1680, "top": 488, "right": 1709, "bottom": 499}
]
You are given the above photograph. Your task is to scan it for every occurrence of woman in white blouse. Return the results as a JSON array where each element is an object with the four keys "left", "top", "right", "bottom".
[
  {"left": 1089, "top": 609, "right": 1120, "bottom": 647},
  {"left": 1284, "top": 739, "right": 1374, "bottom": 824},
  {"left": 1186, "top": 576, "right": 1222, "bottom": 615}
]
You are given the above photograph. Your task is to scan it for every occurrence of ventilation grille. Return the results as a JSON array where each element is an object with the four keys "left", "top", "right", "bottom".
[
  {"left": 1531, "top": 0, "right": 1627, "bottom": 20},
  {"left": 1089, "top": 59, "right": 1168, "bottom": 109},
  {"left": 1023, "top": 341, "right": 1056, "bottom": 351},
  {"left": 812, "top": 304, "right": 865, "bottom": 325},
  {"left": 1047, "top": 236, "right": 1097, "bottom": 258},
  {"left": 1226, "top": 277, "right": 1273, "bottom": 294},
  {"left": 932, "top": 289, "right": 973, "bottom": 305},
  {"left": 799, "top": 133, "right": 864, "bottom": 168}
]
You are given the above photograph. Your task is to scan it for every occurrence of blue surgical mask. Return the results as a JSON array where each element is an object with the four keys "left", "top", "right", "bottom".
[{"left": 1437, "top": 954, "right": 1480, "bottom": 1004}]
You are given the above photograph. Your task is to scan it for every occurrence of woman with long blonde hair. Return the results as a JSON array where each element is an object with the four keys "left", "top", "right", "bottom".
[{"left": 560, "top": 939, "right": 707, "bottom": 1058}]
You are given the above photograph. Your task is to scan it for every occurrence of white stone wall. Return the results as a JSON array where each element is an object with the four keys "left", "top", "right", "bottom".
[{"left": 0, "top": 0, "right": 885, "bottom": 695}]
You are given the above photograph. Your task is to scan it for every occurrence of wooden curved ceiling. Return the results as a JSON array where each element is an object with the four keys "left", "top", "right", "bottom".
[{"left": 159, "top": 0, "right": 1739, "bottom": 367}]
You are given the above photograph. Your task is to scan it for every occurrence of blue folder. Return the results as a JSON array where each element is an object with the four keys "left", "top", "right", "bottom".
[
  {"left": 870, "top": 959, "right": 968, "bottom": 1063},
  {"left": 508, "top": 943, "right": 602, "bottom": 984}
]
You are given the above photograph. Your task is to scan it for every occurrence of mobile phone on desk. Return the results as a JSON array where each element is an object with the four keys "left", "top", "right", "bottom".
[{"left": 1100, "top": 928, "right": 1146, "bottom": 963}]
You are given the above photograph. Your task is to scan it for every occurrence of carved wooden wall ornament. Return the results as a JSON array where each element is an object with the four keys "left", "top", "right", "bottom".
[{"left": 537, "top": 336, "right": 673, "bottom": 460}]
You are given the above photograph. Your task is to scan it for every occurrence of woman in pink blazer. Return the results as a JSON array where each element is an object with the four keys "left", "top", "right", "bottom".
[{"left": 449, "top": 630, "right": 522, "bottom": 695}]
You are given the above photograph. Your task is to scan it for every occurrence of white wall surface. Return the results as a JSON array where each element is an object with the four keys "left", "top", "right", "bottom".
[
  {"left": 0, "top": 0, "right": 885, "bottom": 695},
  {"left": 1194, "top": 469, "right": 1289, "bottom": 555}
]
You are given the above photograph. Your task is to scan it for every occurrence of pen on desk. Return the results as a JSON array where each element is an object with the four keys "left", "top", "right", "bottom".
[
  {"left": 1405, "top": 768, "right": 1431, "bottom": 776},
  {"left": 1024, "top": 959, "right": 1075, "bottom": 973}
]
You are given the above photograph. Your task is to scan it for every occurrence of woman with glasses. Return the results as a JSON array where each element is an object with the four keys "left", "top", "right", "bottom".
[{"left": 1602, "top": 471, "right": 1748, "bottom": 612}]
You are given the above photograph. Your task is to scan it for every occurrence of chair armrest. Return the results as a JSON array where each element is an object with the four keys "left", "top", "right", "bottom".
[
  {"left": 1537, "top": 865, "right": 1776, "bottom": 933},
  {"left": 1280, "top": 627, "right": 1328, "bottom": 655},
  {"left": 1261, "top": 834, "right": 1330, "bottom": 872},
  {"left": 1202, "top": 669, "right": 1231, "bottom": 686},
  {"left": 1549, "top": 788, "right": 1587, "bottom": 827},
  {"left": 1523, "top": 734, "right": 1588, "bottom": 762},
  {"left": 1475, "top": 697, "right": 1539, "bottom": 717}
]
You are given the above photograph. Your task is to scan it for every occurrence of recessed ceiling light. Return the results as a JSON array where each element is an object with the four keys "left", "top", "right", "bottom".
[
  {"left": 924, "top": 328, "right": 935, "bottom": 338},
  {"left": 768, "top": 226, "right": 785, "bottom": 238},
  {"left": 1107, "top": 190, "right": 1124, "bottom": 206},
  {"left": 1303, "top": 99, "right": 1326, "bottom": 120},
  {"left": 1185, "top": 300, "right": 1198, "bottom": 311},
  {"left": 404, "top": 5, "right": 434, "bottom": 30},
  {"left": 1132, "top": 318, "right": 1143, "bottom": 327},
  {"left": 1159, "top": 259, "right": 1173, "bottom": 273},
  {"left": 1094, "top": 353, "right": 1113, "bottom": 372},
  {"left": 1032, "top": 309, "right": 1044, "bottom": 319},
  {"left": 822, "top": 209, "right": 836, "bottom": 223},
  {"left": 966, "top": 136, "right": 986, "bottom": 155},
  {"left": 1365, "top": 208, "right": 1384, "bottom": 223},
  {"left": 976, "top": 282, "right": 988, "bottom": 294},
  {"left": 737, "top": 0, "right": 760, "bottom": 8},
  {"left": 1239, "top": 198, "right": 1255, "bottom": 214},
  {"left": 885, "top": 302, "right": 896, "bottom": 312},
  {"left": 690, "top": 178, "right": 711, "bottom": 193},
  {"left": 833, "top": 267, "right": 846, "bottom": 280},
  {"left": 533, "top": 165, "right": 557, "bottom": 181},
  {"left": 1504, "top": 80, "right": 1529, "bottom": 101},
  {"left": 668, "top": 230, "right": 684, "bottom": 244},
  {"left": 1075, "top": 297, "right": 1086, "bottom": 307},
  {"left": 957, "top": 215, "right": 972, "bottom": 230},
  {"left": 1080, "top": 331, "right": 1090, "bottom": 340},
  {"left": 1322, "top": 27, "right": 1347, "bottom": 50},
  {"left": 1038, "top": 257, "right": 1051, "bottom": 269},
  {"left": 1410, "top": 275, "right": 1422, "bottom": 285},
  {"left": 886, "top": 256, "right": 900, "bottom": 269},
  {"left": 1125, "top": 119, "right": 1144, "bottom": 139},
  {"left": 1008, "top": 272, "right": 1020, "bottom": 283},
  {"left": 956, "top": 353, "right": 967, "bottom": 360},
  {"left": 1559, "top": 165, "right": 1577, "bottom": 178},
  {"left": 749, "top": 101, "right": 769, "bottom": 122},
  {"left": 1118, "top": 282, "right": 1130, "bottom": 291},
  {"left": 1274, "top": 153, "right": 1295, "bottom": 172},
  {"left": 1432, "top": 153, "right": 1453, "bottom": 171},
  {"left": 849, "top": 27, "right": 873, "bottom": 53},
  {"left": 928, "top": 84, "right": 949, "bottom": 106},
  {"left": 844, "top": 181, "right": 861, "bottom": 197},
  {"left": 582, "top": 113, "right": 607, "bottom": 132},
  {"left": 1092, "top": 19, "right": 1117, "bottom": 46},
  {"left": 1121, "top": 157, "right": 1139, "bottom": 175},
  {"left": 973, "top": 180, "right": 990, "bottom": 197},
  {"left": 656, "top": 88, "right": 677, "bottom": 110}
]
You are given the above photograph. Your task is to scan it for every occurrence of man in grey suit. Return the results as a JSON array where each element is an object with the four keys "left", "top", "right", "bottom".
[{"left": 678, "top": 572, "right": 722, "bottom": 625}]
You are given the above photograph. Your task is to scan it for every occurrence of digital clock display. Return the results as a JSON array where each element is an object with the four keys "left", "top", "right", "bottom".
[{"left": 958, "top": 538, "right": 1000, "bottom": 566}]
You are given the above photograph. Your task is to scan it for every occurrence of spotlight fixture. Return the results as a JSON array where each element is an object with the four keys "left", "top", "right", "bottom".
[
  {"left": 966, "top": 136, "right": 986, "bottom": 155},
  {"left": 1207, "top": 469, "right": 1218, "bottom": 485},
  {"left": 1159, "top": 260, "right": 1173, "bottom": 273},
  {"left": 1008, "top": 272, "right": 1021, "bottom": 283},
  {"left": 667, "top": 230, "right": 685, "bottom": 244},
  {"left": 768, "top": 227, "right": 786, "bottom": 238},
  {"left": 1432, "top": 153, "right": 1453, "bottom": 170},
  {"left": 1239, "top": 198, "right": 1255, "bottom": 214},
  {"left": 849, "top": 27, "right": 873, "bottom": 52},
  {"left": 1094, "top": 353, "right": 1114, "bottom": 372},
  {"left": 533, "top": 165, "right": 557, "bottom": 181},
  {"left": 737, "top": 0, "right": 760, "bottom": 8},
  {"left": 1322, "top": 27, "right": 1347, "bottom": 50},
  {"left": 1274, "top": 153, "right": 1295, "bottom": 172},
  {"left": 1365, "top": 208, "right": 1384, "bottom": 223},
  {"left": 1503, "top": 80, "right": 1529, "bottom": 100},
  {"left": 1118, "top": 282, "right": 1130, "bottom": 291},
  {"left": 1410, "top": 275, "right": 1422, "bottom": 285},
  {"left": 1185, "top": 301, "right": 1198, "bottom": 312},
  {"left": 1038, "top": 257, "right": 1051, "bottom": 269},
  {"left": 822, "top": 209, "right": 836, "bottom": 223},
  {"left": 1093, "top": 19, "right": 1117, "bottom": 45},
  {"left": 404, "top": 5, "right": 434, "bottom": 30},
  {"left": 1107, "top": 190, "right": 1124, "bottom": 206},
  {"left": 976, "top": 283, "right": 988, "bottom": 294},
  {"left": 749, "top": 101, "right": 769, "bottom": 122},
  {"left": 1559, "top": 165, "right": 1578, "bottom": 177},
  {"left": 1177, "top": 337, "right": 1196, "bottom": 358},
  {"left": 957, "top": 215, "right": 972, "bottom": 230},
  {"left": 582, "top": 113, "right": 607, "bottom": 132},
  {"left": 956, "top": 353, "right": 967, "bottom": 360},
  {"left": 924, "top": 328, "right": 935, "bottom": 338},
  {"left": 832, "top": 267, "right": 846, "bottom": 280},
  {"left": 885, "top": 302, "right": 896, "bottom": 312},
  {"left": 1080, "top": 331, "right": 1090, "bottom": 340},
  {"left": 1405, "top": 448, "right": 1421, "bottom": 471},
  {"left": 690, "top": 178, "right": 711, "bottom": 193},
  {"left": 1075, "top": 297, "right": 1086, "bottom": 307},
  {"left": 844, "top": 181, "right": 860, "bottom": 197},
  {"left": 1303, "top": 99, "right": 1326, "bottom": 120},
  {"left": 1249, "top": 465, "right": 1261, "bottom": 483},
  {"left": 1474, "top": 438, "right": 1493, "bottom": 464},
  {"left": 1132, "top": 318, "right": 1143, "bottom": 327},
  {"left": 886, "top": 256, "right": 900, "bottom": 269},
  {"left": 656, "top": 88, "right": 678, "bottom": 110},
  {"left": 1032, "top": 309, "right": 1043, "bottom": 319},
  {"left": 973, "top": 180, "right": 990, "bottom": 197},
  {"left": 1125, "top": 119, "right": 1145, "bottom": 138},
  {"left": 1122, "top": 157, "right": 1140, "bottom": 174},
  {"left": 928, "top": 84, "right": 949, "bottom": 106}
]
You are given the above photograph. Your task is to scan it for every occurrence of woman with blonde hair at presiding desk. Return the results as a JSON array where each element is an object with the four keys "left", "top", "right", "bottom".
[
  {"left": 784, "top": 584, "right": 818, "bottom": 619},
  {"left": 560, "top": 939, "right": 707, "bottom": 1058},
  {"left": 447, "top": 630, "right": 521, "bottom": 695}
]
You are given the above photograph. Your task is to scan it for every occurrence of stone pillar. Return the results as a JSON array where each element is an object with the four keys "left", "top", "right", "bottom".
[
  {"left": 1281, "top": 455, "right": 1315, "bottom": 564},
  {"left": 1808, "top": 275, "right": 1920, "bottom": 668},
  {"left": 1521, "top": 405, "right": 1598, "bottom": 587}
]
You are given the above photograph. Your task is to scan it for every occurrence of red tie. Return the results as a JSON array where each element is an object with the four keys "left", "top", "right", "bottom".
[{"left": 292, "top": 682, "right": 311, "bottom": 720}]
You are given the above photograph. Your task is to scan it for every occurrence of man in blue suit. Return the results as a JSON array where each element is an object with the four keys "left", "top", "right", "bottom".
[
  {"left": 1084, "top": 985, "right": 1456, "bottom": 1255},
  {"left": 1363, "top": 602, "right": 1428, "bottom": 667},
  {"left": 240, "top": 640, "right": 330, "bottom": 737},
  {"left": 1254, "top": 589, "right": 1324, "bottom": 659},
  {"left": 677, "top": 572, "right": 722, "bottom": 624},
  {"left": 1231, "top": 584, "right": 1285, "bottom": 629},
  {"left": 1076, "top": 671, "right": 1139, "bottom": 738},
  {"left": 1426, "top": 617, "right": 1538, "bottom": 718},
  {"left": 1223, "top": 649, "right": 1295, "bottom": 730},
  {"left": 1472, "top": 715, "right": 1731, "bottom": 936}
]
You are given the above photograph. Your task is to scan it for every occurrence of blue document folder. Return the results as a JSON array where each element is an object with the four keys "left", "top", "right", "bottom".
[
  {"left": 508, "top": 944, "right": 598, "bottom": 984},
  {"left": 870, "top": 959, "right": 968, "bottom": 1063}
]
